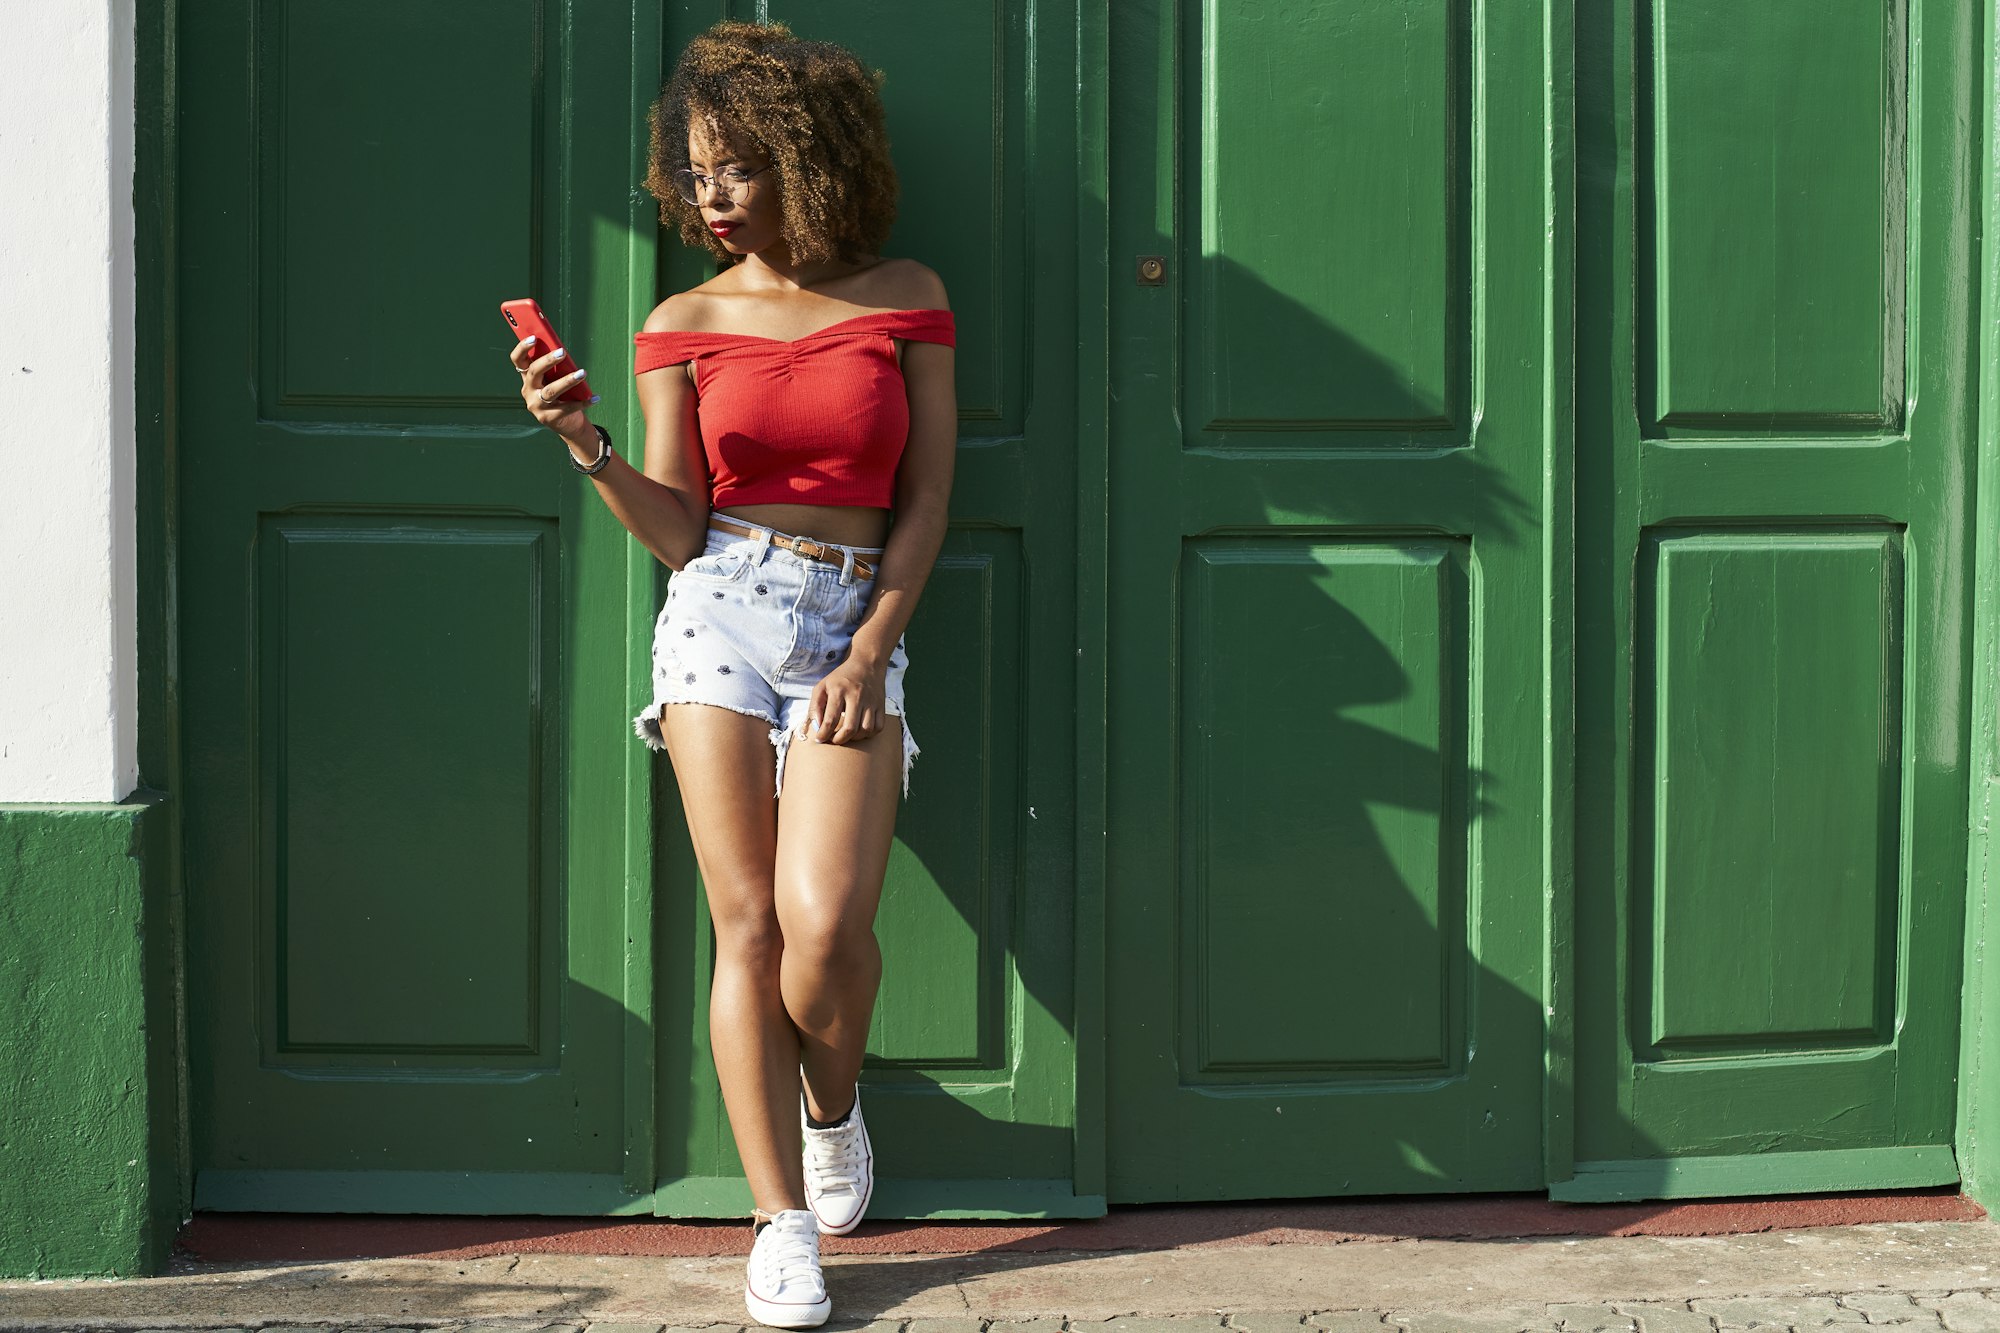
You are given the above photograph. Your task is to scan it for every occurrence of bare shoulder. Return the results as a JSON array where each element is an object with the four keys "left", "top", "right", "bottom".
[
  {"left": 639, "top": 289, "right": 717, "bottom": 336},
  {"left": 641, "top": 268, "right": 749, "bottom": 334},
  {"left": 881, "top": 257, "right": 950, "bottom": 312}
]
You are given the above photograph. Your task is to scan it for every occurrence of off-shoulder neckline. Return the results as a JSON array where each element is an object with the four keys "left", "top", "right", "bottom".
[{"left": 633, "top": 307, "right": 951, "bottom": 347}]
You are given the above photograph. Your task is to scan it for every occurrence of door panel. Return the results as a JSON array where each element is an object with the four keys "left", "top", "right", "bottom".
[
  {"left": 1105, "top": 0, "right": 1558, "bottom": 1199},
  {"left": 1564, "top": 0, "right": 1974, "bottom": 1198},
  {"left": 1180, "top": 537, "right": 1472, "bottom": 1075},
  {"left": 256, "top": 515, "right": 561, "bottom": 1058}
]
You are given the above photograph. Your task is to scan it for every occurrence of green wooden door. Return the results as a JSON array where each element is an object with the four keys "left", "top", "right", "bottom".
[
  {"left": 180, "top": 0, "right": 1094, "bottom": 1219},
  {"left": 1562, "top": 0, "right": 1977, "bottom": 1199},
  {"left": 180, "top": 0, "right": 644, "bottom": 1210},
  {"left": 643, "top": 3, "right": 1091, "bottom": 1219},
  {"left": 1103, "top": 0, "right": 1560, "bottom": 1199}
]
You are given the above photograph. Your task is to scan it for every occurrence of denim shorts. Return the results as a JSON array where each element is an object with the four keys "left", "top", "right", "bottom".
[{"left": 631, "top": 521, "right": 918, "bottom": 800}]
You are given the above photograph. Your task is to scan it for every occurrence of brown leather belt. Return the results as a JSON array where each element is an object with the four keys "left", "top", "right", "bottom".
[{"left": 707, "top": 515, "right": 880, "bottom": 580}]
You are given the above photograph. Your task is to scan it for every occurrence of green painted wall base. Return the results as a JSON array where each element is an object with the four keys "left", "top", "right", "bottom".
[{"left": 0, "top": 797, "right": 185, "bottom": 1278}]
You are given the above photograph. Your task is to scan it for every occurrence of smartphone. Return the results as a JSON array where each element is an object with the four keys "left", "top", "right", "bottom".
[{"left": 500, "top": 298, "right": 595, "bottom": 404}]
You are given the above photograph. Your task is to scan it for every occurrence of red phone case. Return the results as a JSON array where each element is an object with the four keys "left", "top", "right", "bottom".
[{"left": 500, "top": 298, "right": 594, "bottom": 404}]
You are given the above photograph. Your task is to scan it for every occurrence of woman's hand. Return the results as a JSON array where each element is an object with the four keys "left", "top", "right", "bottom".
[
  {"left": 799, "top": 657, "right": 890, "bottom": 746},
  {"left": 509, "top": 334, "right": 598, "bottom": 447}
]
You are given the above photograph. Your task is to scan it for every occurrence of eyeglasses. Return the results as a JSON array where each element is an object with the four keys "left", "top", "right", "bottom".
[{"left": 671, "top": 164, "right": 771, "bottom": 206}]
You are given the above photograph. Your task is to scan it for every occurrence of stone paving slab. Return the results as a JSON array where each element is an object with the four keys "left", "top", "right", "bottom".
[
  {"left": 1836, "top": 1291, "right": 1943, "bottom": 1324},
  {"left": 2, "top": 1221, "right": 1999, "bottom": 1330},
  {"left": 1388, "top": 1311, "right": 1558, "bottom": 1333},
  {"left": 1612, "top": 1306, "right": 1713, "bottom": 1333},
  {"left": 1932, "top": 1291, "right": 2000, "bottom": 1332}
]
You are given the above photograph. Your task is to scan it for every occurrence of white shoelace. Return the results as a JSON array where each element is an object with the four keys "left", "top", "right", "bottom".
[
  {"left": 751, "top": 1214, "right": 823, "bottom": 1292},
  {"left": 804, "top": 1119, "right": 866, "bottom": 1194}
]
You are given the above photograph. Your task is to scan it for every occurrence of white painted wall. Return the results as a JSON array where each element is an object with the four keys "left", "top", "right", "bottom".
[{"left": 0, "top": 0, "right": 138, "bottom": 803}]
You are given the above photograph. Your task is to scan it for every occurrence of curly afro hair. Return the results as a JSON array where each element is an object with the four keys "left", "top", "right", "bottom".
[{"left": 643, "top": 19, "right": 900, "bottom": 268}]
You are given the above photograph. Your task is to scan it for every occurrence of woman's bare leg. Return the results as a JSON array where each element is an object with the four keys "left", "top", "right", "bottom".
[
  {"left": 658, "top": 702, "right": 805, "bottom": 1213},
  {"left": 772, "top": 716, "right": 906, "bottom": 1121}
]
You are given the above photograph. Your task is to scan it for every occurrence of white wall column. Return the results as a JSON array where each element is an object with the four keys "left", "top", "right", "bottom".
[{"left": 0, "top": 0, "right": 139, "bottom": 803}]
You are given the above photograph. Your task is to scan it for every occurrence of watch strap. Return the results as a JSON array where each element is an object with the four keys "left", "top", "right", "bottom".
[{"left": 569, "top": 423, "right": 613, "bottom": 475}]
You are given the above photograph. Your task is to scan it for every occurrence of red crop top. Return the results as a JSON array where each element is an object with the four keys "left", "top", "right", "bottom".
[{"left": 631, "top": 307, "right": 956, "bottom": 510}]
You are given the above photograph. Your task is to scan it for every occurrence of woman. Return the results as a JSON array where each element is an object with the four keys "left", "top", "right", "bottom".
[{"left": 507, "top": 19, "right": 956, "bottom": 1330}]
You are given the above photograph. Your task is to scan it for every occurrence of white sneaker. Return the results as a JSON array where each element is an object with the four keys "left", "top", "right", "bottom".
[
  {"left": 801, "top": 1081, "right": 874, "bottom": 1235},
  {"left": 744, "top": 1207, "right": 830, "bottom": 1329}
]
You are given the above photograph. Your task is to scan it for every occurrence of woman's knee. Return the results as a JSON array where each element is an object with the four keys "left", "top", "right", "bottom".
[
  {"left": 778, "top": 908, "right": 880, "bottom": 971},
  {"left": 710, "top": 895, "right": 785, "bottom": 970}
]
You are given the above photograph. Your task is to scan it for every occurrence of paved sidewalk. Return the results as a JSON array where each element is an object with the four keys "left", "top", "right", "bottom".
[{"left": 4, "top": 1218, "right": 2000, "bottom": 1333}]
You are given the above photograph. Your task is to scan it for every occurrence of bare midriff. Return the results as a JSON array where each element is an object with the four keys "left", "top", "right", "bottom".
[{"left": 713, "top": 502, "right": 892, "bottom": 550}]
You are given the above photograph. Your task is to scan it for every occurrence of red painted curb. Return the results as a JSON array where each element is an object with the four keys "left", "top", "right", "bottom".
[{"left": 172, "top": 1188, "right": 1986, "bottom": 1263}]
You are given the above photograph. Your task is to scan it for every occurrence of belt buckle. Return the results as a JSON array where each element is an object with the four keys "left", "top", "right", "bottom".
[{"left": 793, "top": 536, "right": 829, "bottom": 564}]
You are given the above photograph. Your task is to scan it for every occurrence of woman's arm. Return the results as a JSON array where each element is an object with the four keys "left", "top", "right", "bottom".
[
  {"left": 847, "top": 264, "right": 956, "bottom": 676},
  {"left": 556, "top": 296, "right": 712, "bottom": 570}
]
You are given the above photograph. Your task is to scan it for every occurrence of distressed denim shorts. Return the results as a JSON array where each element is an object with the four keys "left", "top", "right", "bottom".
[{"left": 631, "top": 521, "right": 918, "bottom": 800}]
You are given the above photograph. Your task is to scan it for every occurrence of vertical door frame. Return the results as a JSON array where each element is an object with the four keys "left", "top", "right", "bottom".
[
  {"left": 1543, "top": 0, "right": 1582, "bottom": 1196},
  {"left": 1955, "top": 0, "right": 2000, "bottom": 1217},
  {"left": 619, "top": 0, "right": 666, "bottom": 1203},
  {"left": 137, "top": 0, "right": 195, "bottom": 1260},
  {"left": 1073, "top": 0, "right": 1113, "bottom": 1206}
]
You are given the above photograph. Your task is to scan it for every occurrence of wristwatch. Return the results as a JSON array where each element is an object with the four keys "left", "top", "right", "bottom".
[{"left": 568, "top": 423, "right": 613, "bottom": 475}]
